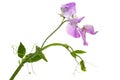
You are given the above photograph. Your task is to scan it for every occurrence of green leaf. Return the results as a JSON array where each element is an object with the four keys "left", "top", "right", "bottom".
[
  {"left": 36, "top": 46, "right": 48, "bottom": 62},
  {"left": 25, "top": 46, "right": 48, "bottom": 63},
  {"left": 17, "top": 42, "right": 26, "bottom": 58},
  {"left": 73, "top": 50, "right": 86, "bottom": 54},
  {"left": 38, "top": 52, "right": 48, "bottom": 62},
  {"left": 71, "top": 50, "right": 86, "bottom": 58},
  {"left": 71, "top": 52, "right": 77, "bottom": 58},
  {"left": 25, "top": 53, "right": 42, "bottom": 63},
  {"left": 80, "top": 60, "right": 86, "bottom": 72}
]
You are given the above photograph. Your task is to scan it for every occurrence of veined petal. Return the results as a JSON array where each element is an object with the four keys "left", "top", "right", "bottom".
[
  {"left": 66, "top": 17, "right": 84, "bottom": 38},
  {"left": 67, "top": 23, "right": 80, "bottom": 38},
  {"left": 79, "top": 29, "right": 88, "bottom": 46},
  {"left": 69, "top": 16, "right": 85, "bottom": 24},
  {"left": 61, "top": 2, "right": 76, "bottom": 18},
  {"left": 83, "top": 25, "right": 98, "bottom": 35}
]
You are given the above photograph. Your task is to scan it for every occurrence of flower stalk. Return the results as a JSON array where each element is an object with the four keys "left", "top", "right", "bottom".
[{"left": 40, "top": 18, "right": 67, "bottom": 48}]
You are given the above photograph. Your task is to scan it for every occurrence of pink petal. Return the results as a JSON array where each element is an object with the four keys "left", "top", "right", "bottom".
[
  {"left": 83, "top": 25, "right": 98, "bottom": 35},
  {"left": 61, "top": 2, "right": 76, "bottom": 18},
  {"left": 79, "top": 29, "right": 88, "bottom": 46},
  {"left": 69, "top": 16, "right": 85, "bottom": 24},
  {"left": 67, "top": 23, "right": 80, "bottom": 38}
]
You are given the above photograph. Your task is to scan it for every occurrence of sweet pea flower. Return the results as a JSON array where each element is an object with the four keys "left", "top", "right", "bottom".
[
  {"left": 61, "top": 2, "right": 76, "bottom": 18},
  {"left": 66, "top": 17, "right": 85, "bottom": 38},
  {"left": 79, "top": 25, "right": 98, "bottom": 46},
  {"left": 61, "top": 2, "right": 98, "bottom": 46}
]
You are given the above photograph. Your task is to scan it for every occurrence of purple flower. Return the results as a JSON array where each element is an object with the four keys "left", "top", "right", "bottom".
[
  {"left": 62, "top": 2, "right": 98, "bottom": 46},
  {"left": 66, "top": 17, "right": 85, "bottom": 38},
  {"left": 67, "top": 18, "right": 97, "bottom": 46},
  {"left": 61, "top": 2, "right": 76, "bottom": 18},
  {"left": 79, "top": 25, "right": 98, "bottom": 46}
]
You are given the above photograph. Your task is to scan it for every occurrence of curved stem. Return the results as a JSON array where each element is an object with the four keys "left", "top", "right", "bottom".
[
  {"left": 42, "top": 43, "right": 73, "bottom": 51},
  {"left": 40, "top": 18, "right": 67, "bottom": 48},
  {"left": 77, "top": 55, "right": 83, "bottom": 60},
  {"left": 42, "top": 43, "right": 75, "bottom": 58},
  {"left": 42, "top": 43, "right": 80, "bottom": 64},
  {"left": 42, "top": 43, "right": 73, "bottom": 55},
  {"left": 10, "top": 62, "right": 25, "bottom": 80}
]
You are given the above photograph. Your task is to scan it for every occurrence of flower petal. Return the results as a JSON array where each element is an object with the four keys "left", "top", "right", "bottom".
[
  {"left": 67, "top": 23, "right": 80, "bottom": 38},
  {"left": 69, "top": 16, "right": 85, "bottom": 24},
  {"left": 83, "top": 25, "right": 98, "bottom": 35},
  {"left": 79, "top": 29, "right": 88, "bottom": 46},
  {"left": 61, "top": 2, "right": 76, "bottom": 18}
]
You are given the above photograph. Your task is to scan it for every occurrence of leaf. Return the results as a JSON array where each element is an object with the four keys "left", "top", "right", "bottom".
[
  {"left": 71, "top": 50, "right": 86, "bottom": 58},
  {"left": 80, "top": 60, "right": 86, "bottom": 72},
  {"left": 73, "top": 50, "right": 86, "bottom": 54},
  {"left": 36, "top": 46, "right": 48, "bottom": 62},
  {"left": 25, "top": 53, "right": 42, "bottom": 63},
  {"left": 17, "top": 42, "right": 26, "bottom": 58},
  {"left": 38, "top": 52, "right": 48, "bottom": 62},
  {"left": 71, "top": 52, "right": 77, "bottom": 58},
  {"left": 25, "top": 46, "right": 48, "bottom": 63}
]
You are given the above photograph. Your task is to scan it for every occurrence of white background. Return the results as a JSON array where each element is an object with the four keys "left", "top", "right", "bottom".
[{"left": 0, "top": 0, "right": 120, "bottom": 80}]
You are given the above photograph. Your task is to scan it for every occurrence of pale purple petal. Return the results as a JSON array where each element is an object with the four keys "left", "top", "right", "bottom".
[
  {"left": 66, "top": 17, "right": 85, "bottom": 38},
  {"left": 79, "top": 29, "right": 88, "bottom": 46},
  {"left": 83, "top": 25, "right": 98, "bottom": 35},
  {"left": 61, "top": 2, "right": 76, "bottom": 18},
  {"left": 67, "top": 23, "right": 80, "bottom": 38},
  {"left": 69, "top": 16, "right": 85, "bottom": 24}
]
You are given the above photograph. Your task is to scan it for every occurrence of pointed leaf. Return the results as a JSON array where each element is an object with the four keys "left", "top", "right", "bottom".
[
  {"left": 26, "top": 46, "right": 48, "bottom": 63},
  {"left": 37, "top": 52, "right": 48, "bottom": 62},
  {"left": 36, "top": 46, "right": 48, "bottom": 62},
  {"left": 71, "top": 52, "right": 77, "bottom": 58},
  {"left": 17, "top": 42, "right": 26, "bottom": 58},
  {"left": 80, "top": 60, "right": 86, "bottom": 71},
  {"left": 73, "top": 50, "right": 86, "bottom": 54},
  {"left": 25, "top": 53, "right": 42, "bottom": 63}
]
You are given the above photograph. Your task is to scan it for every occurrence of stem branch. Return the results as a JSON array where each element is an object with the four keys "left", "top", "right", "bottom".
[
  {"left": 42, "top": 43, "right": 71, "bottom": 51},
  {"left": 40, "top": 18, "right": 66, "bottom": 48}
]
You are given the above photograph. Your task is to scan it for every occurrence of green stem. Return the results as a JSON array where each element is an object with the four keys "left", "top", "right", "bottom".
[
  {"left": 40, "top": 18, "right": 67, "bottom": 48},
  {"left": 42, "top": 43, "right": 83, "bottom": 62},
  {"left": 42, "top": 43, "right": 75, "bottom": 56},
  {"left": 42, "top": 43, "right": 80, "bottom": 63},
  {"left": 42, "top": 43, "right": 73, "bottom": 51},
  {"left": 76, "top": 55, "right": 83, "bottom": 60},
  {"left": 10, "top": 62, "right": 25, "bottom": 80}
]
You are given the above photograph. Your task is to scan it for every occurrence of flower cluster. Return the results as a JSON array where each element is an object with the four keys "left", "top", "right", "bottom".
[{"left": 61, "top": 2, "right": 98, "bottom": 46}]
